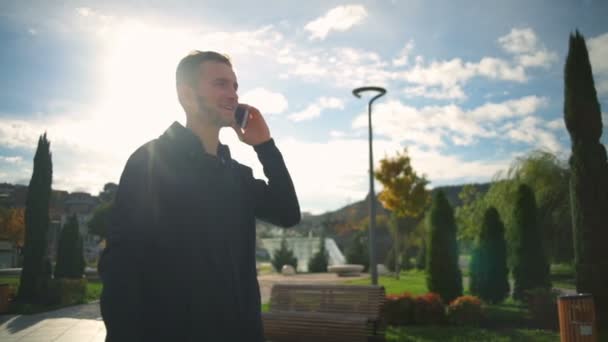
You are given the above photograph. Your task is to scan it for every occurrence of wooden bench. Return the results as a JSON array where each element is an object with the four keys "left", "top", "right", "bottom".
[{"left": 262, "top": 284, "right": 386, "bottom": 342}]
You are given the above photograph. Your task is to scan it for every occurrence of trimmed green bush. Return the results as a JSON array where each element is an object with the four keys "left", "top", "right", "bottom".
[
  {"left": 447, "top": 295, "right": 484, "bottom": 326},
  {"left": 413, "top": 292, "right": 445, "bottom": 325},
  {"left": 382, "top": 292, "right": 416, "bottom": 325},
  {"left": 45, "top": 278, "right": 87, "bottom": 306}
]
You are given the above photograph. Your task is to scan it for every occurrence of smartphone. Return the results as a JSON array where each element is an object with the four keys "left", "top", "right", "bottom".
[{"left": 235, "top": 104, "right": 249, "bottom": 129}]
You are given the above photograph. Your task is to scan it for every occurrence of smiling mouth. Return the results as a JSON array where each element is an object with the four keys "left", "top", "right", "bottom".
[{"left": 222, "top": 105, "right": 236, "bottom": 111}]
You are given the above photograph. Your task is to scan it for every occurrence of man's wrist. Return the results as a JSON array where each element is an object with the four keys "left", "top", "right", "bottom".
[{"left": 253, "top": 138, "right": 276, "bottom": 154}]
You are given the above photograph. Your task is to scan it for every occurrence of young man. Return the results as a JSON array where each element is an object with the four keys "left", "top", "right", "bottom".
[{"left": 99, "top": 51, "right": 301, "bottom": 341}]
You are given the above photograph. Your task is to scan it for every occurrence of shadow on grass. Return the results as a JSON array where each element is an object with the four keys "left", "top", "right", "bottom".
[{"left": 386, "top": 326, "right": 559, "bottom": 342}]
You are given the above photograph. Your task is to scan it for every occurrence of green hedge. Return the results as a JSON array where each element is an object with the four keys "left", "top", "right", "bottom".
[{"left": 46, "top": 278, "right": 87, "bottom": 306}]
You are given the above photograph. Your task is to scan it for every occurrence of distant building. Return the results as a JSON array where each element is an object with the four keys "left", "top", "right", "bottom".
[
  {"left": 0, "top": 183, "right": 104, "bottom": 266},
  {"left": 0, "top": 240, "right": 18, "bottom": 269},
  {"left": 0, "top": 183, "right": 27, "bottom": 208}
]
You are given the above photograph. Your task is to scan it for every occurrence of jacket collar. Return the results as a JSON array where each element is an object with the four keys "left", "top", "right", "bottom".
[{"left": 161, "top": 121, "right": 232, "bottom": 163}]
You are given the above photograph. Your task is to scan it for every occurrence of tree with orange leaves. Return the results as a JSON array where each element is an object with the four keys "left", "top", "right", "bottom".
[
  {"left": 375, "top": 148, "right": 430, "bottom": 279},
  {"left": 0, "top": 207, "right": 25, "bottom": 247}
]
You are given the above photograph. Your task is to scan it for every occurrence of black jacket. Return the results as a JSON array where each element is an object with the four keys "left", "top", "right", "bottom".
[{"left": 99, "top": 121, "right": 300, "bottom": 341}]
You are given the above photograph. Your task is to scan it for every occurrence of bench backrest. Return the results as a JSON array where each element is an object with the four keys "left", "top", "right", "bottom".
[{"left": 269, "top": 284, "right": 386, "bottom": 320}]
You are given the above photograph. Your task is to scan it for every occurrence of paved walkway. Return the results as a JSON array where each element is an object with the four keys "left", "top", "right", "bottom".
[
  {"left": 0, "top": 302, "right": 105, "bottom": 342},
  {"left": 0, "top": 273, "right": 364, "bottom": 341}
]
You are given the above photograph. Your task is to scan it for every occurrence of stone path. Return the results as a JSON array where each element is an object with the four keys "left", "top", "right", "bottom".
[
  {"left": 0, "top": 273, "right": 364, "bottom": 341},
  {"left": 0, "top": 302, "right": 105, "bottom": 342}
]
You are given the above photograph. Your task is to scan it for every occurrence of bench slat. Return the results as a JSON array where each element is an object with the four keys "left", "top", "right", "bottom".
[{"left": 263, "top": 284, "right": 386, "bottom": 342}]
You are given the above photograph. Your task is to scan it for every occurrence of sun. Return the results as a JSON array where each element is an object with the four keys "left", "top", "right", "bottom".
[{"left": 94, "top": 20, "right": 193, "bottom": 151}]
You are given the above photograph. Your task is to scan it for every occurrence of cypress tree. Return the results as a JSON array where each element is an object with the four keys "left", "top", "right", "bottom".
[
  {"left": 271, "top": 238, "right": 298, "bottom": 272},
  {"left": 426, "top": 191, "right": 462, "bottom": 303},
  {"left": 17, "top": 133, "right": 53, "bottom": 303},
  {"left": 54, "top": 214, "right": 85, "bottom": 279},
  {"left": 564, "top": 30, "right": 608, "bottom": 325},
  {"left": 512, "top": 184, "right": 550, "bottom": 300},
  {"left": 470, "top": 207, "right": 510, "bottom": 304},
  {"left": 345, "top": 230, "right": 370, "bottom": 271},
  {"left": 308, "top": 234, "right": 329, "bottom": 273}
]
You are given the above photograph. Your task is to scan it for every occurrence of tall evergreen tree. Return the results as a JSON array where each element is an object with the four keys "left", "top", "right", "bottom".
[
  {"left": 308, "top": 234, "right": 329, "bottom": 273},
  {"left": 470, "top": 207, "right": 510, "bottom": 304},
  {"left": 54, "top": 214, "right": 85, "bottom": 279},
  {"left": 17, "top": 133, "right": 53, "bottom": 303},
  {"left": 271, "top": 238, "right": 298, "bottom": 272},
  {"left": 345, "top": 229, "right": 370, "bottom": 271},
  {"left": 512, "top": 184, "right": 550, "bottom": 300},
  {"left": 426, "top": 191, "right": 462, "bottom": 303},
  {"left": 564, "top": 30, "right": 608, "bottom": 325}
]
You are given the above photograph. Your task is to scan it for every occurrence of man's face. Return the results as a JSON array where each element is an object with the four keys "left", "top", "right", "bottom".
[{"left": 194, "top": 61, "right": 239, "bottom": 127}]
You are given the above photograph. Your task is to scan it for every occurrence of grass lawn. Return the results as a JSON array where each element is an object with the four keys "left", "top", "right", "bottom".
[
  {"left": 338, "top": 270, "right": 561, "bottom": 341},
  {"left": 386, "top": 326, "right": 559, "bottom": 342},
  {"left": 550, "top": 263, "right": 576, "bottom": 290},
  {"left": 342, "top": 269, "right": 428, "bottom": 295}
]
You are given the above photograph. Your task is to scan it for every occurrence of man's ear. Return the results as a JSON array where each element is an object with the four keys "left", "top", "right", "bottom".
[{"left": 177, "top": 84, "right": 198, "bottom": 113}]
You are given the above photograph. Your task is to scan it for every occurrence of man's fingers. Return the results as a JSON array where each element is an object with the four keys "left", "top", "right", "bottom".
[{"left": 231, "top": 124, "right": 244, "bottom": 140}]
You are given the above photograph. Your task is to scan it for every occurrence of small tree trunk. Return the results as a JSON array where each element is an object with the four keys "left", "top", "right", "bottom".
[{"left": 394, "top": 230, "right": 401, "bottom": 280}]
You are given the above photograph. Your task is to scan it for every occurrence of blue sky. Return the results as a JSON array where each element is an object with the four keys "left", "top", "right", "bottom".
[{"left": 0, "top": 0, "right": 607, "bottom": 214}]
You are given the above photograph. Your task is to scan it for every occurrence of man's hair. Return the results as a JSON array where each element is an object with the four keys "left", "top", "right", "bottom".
[{"left": 175, "top": 50, "right": 232, "bottom": 88}]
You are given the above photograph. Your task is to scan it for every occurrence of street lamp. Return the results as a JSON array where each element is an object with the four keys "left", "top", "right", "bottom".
[{"left": 352, "top": 86, "right": 386, "bottom": 286}]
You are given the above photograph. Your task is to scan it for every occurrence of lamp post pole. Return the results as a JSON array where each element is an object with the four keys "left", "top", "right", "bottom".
[{"left": 352, "top": 86, "right": 386, "bottom": 286}]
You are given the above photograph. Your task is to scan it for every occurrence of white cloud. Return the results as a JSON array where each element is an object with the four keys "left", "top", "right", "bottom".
[
  {"left": 288, "top": 97, "right": 345, "bottom": 122},
  {"left": 0, "top": 156, "right": 23, "bottom": 164},
  {"left": 305, "top": 5, "right": 368, "bottom": 40},
  {"left": 329, "top": 130, "right": 346, "bottom": 138},
  {"left": 403, "top": 84, "right": 466, "bottom": 100},
  {"left": 503, "top": 116, "right": 564, "bottom": 153},
  {"left": 517, "top": 50, "right": 558, "bottom": 68},
  {"left": 547, "top": 118, "right": 566, "bottom": 131},
  {"left": 469, "top": 96, "right": 548, "bottom": 121},
  {"left": 498, "top": 27, "right": 558, "bottom": 69},
  {"left": 476, "top": 57, "right": 527, "bottom": 81},
  {"left": 499, "top": 28, "right": 539, "bottom": 54},
  {"left": 236, "top": 135, "right": 512, "bottom": 214},
  {"left": 392, "top": 40, "right": 414, "bottom": 67},
  {"left": 399, "top": 58, "right": 476, "bottom": 88},
  {"left": 351, "top": 100, "right": 486, "bottom": 148},
  {"left": 76, "top": 7, "right": 94, "bottom": 17},
  {"left": 394, "top": 54, "right": 536, "bottom": 99},
  {"left": 588, "top": 32, "right": 608, "bottom": 96},
  {"left": 239, "top": 88, "right": 288, "bottom": 114},
  {"left": 587, "top": 32, "right": 608, "bottom": 74},
  {"left": 28, "top": 28, "right": 37, "bottom": 35},
  {"left": 350, "top": 96, "right": 552, "bottom": 149}
]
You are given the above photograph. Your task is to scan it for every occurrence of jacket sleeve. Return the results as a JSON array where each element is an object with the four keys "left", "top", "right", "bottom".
[
  {"left": 251, "top": 139, "right": 301, "bottom": 227},
  {"left": 99, "top": 146, "right": 151, "bottom": 341}
]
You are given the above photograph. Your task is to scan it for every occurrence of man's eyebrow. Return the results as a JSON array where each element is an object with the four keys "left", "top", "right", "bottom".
[{"left": 213, "top": 77, "right": 238, "bottom": 90}]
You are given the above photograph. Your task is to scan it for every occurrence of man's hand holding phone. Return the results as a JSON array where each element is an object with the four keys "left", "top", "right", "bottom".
[{"left": 232, "top": 104, "right": 271, "bottom": 146}]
